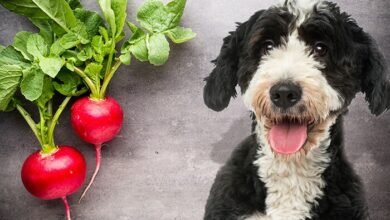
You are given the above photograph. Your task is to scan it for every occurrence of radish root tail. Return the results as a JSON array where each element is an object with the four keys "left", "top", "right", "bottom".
[
  {"left": 62, "top": 196, "right": 71, "bottom": 220},
  {"left": 79, "top": 144, "right": 102, "bottom": 203}
]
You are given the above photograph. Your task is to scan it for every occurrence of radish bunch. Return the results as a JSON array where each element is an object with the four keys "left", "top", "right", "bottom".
[
  {"left": 65, "top": 0, "right": 196, "bottom": 200},
  {"left": 0, "top": 0, "right": 195, "bottom": 218}
]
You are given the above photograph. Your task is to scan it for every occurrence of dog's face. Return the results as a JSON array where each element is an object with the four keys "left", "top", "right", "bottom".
[{"left": 204, "top": 0, "right": 389, "bottom": 156}]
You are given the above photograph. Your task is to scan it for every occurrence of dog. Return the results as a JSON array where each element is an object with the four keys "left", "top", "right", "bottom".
[{"left": 202, "top": 0, "right": 389, "bottom": 219}]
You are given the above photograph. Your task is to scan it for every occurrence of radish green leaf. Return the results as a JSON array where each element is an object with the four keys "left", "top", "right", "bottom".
[
  {"left": 0, "top": 46, "right": 30, "bottom": 67},
  {"left": 53, "top": 69, "right": 83, "bottom": 96},
  {"left": 111, "top": 0, "right": 127, "bottom": 38},
  {"left": 130, "top": 38, "right": 149, "bottom": 62},
  {"left": 147, "top": 33, "right": 170, "bottom": 66},
  {"left": 31, "top": 0, "right": 78, "bottom": 33},
  {"left": 85, "top": 63, "right": 103, "bottom": 85},
  {"left": 50, "top": 33, "right": 80, "bottom": 56},
  {"left": 0, "top": 65, "right": 23, "bottom": 111},
  {"left": 0, "top": 0, "right": 50, "bottom": 19},
  {"left": 137, "top": 0, "right": 173, "bottom": 33},
  {"left": 13, "top": 32, "right": 34, "bottom": 61},
  {"left": 66, "top": 0, "right": 82, "bottom": 9},
  {"left": 37, "top": 76, "right": 54, "bottom": 108},
  {"left": 21, "top": 67, "right": 45, "bottom": 101},
  {"left": 119, "top": 52, "right": 131, "bottom": 65},
  {"left": 165, "top": 26, "right": 196, "bottom": 44},
  {"left": 27, "top": 34, "right": 48, "bottom": 59},
  {"left": 30, "top": 19, "right": 54, "bottom": 44},
  {"left": 98, "top": 0, "right": 116, "bottom": 37},
  {"left": 137, "top": 0, "right": 187, "bottom": 32},
  {"left": 39, "top": 57, "right": 64, "bottom": 78},
  {"left": 74, "top": 8, "right": 105, "bottom": 39},
  {"left": 166, "top": 0, "right": 186, "bottom": 29}
]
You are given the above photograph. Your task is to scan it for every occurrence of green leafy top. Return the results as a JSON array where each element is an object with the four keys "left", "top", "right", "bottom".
[
  {"left": 120, "top": 0, "right": 196, "bottom": 66},
  {"left": 0, "top": 0, "right": 195, "bottom": 149},
  {"left": 0, "top": 0, "right": 195, "bottom": 103},
  {"left": 0, "top": 0, "right": 91, "bottom": 151}
]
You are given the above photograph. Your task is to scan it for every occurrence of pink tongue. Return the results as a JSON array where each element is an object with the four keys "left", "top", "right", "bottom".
[{"left": 269, "top": 122, "right": 307, "bottom": 154}]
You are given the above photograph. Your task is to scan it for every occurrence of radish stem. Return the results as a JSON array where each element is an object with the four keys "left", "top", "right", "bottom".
[
  {"left": 73, "top": 66, "right": 100, "bottom": 98},
  {"left": 100, "top": 60, "right": 122, "bottom": 98},
  {"left": 16, "top": 104, "right": 43, "bottom": 146},
  {"left": 47, "top": 101, "right": 53, "bottom": 133},
  {"left": 38, "top": 107, "right": 47, "bottom": 146},
  {"left": 47, "top": 96, "right": 72, "bottom": 148},
  {"left": 79, "top": 144, "right": 102, "bottom": 202},
  {"left": 61, "top": 196, "right": 71, "bottom": 220},
  {"left": 103, "top": 40, "right": 116, "bottom": 79},
  {"left": 48, "top": 101, "right": 53, "bottom": 121}
]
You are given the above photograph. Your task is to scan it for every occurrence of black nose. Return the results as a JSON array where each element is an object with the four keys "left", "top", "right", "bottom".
[{"left": 270, "top": 83, "right": 302, "bottom": 109}]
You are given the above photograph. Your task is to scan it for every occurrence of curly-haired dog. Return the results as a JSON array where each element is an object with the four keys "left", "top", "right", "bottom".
[{"left": 203, "top": 0, "right": 390, "bottom": 219}]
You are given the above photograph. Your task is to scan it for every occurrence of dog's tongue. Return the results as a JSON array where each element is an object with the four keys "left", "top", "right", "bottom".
[{"left": 269, "top": 122, "right": 307, "bottom": 154}]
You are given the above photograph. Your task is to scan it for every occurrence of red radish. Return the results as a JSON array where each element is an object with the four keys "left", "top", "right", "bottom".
[
  {"left": 71, "top": 96, "right": 123, "bottom": 200},
  {"left": 71, "top": 96, "right": 123, "bottom": 144},
  {"left": 21, "top": 146, "right": 86, "bottom": 220},
  {"left": 14, "top": 96, "right": 86, "bottom": 219}
]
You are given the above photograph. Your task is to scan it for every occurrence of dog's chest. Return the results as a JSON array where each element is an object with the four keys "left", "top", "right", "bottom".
[{"left": 253, "top": 146, "right": 330, "bottom": 220}]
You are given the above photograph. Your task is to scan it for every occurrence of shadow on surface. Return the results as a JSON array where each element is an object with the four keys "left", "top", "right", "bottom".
[{"left": 209, "top": 116, "right": 252, "bottom": 164}]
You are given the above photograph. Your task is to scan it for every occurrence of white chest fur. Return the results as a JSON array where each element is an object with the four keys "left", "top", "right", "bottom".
[{"left": 252, "top": 131, "right": 331, "bottom": 220}]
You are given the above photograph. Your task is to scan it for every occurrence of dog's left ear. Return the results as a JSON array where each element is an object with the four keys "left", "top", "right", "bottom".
[
  {"left": 349, "top": 22, "right": 390, "bottom": 115},
  {"left": 203, "top": 11, "right": 263, "bottom": 111}
]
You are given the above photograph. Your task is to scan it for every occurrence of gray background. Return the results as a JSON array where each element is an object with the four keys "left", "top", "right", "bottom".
[{"left": 0, "top": 0, "right": 389, "bottom": 219}]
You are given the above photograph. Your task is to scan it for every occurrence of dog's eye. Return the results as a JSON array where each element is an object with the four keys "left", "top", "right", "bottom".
[
  {"left": 262, "top": 40, "right": 275, "bottom": 54},
  {"left": 313, "top": 42, "right": 328, "bottom": 57}
]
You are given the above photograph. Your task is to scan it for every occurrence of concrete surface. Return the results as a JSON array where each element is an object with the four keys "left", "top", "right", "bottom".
[{"left": 0, "top": 0, "right": 389, "bottom": 219}]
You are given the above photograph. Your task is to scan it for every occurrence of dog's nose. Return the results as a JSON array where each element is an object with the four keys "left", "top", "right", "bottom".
[{"left": 270, "top": 83, "right": 302, "bottom": 109}]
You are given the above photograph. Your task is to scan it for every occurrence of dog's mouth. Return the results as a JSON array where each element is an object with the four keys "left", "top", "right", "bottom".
[{"left": 267, "top": 116, "right": 315, "bottom": 155}]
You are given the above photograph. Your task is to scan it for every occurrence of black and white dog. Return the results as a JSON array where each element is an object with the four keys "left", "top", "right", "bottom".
[{"left": 203, "top": 0, "right": 389, "bottom": 219}]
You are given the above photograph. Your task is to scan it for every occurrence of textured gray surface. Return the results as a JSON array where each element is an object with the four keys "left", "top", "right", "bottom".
[{"left": 0, "top": 0, "right": 389, "bottom": 219}]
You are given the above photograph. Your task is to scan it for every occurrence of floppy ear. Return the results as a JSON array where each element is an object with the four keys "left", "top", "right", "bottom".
[
  {"left": 359, "top": 36, "right": 390, "bottom": 115},
  {"left": 203, "top": 31, "right": 240, "bottom": 111},
  {"left": 203, "top": 11, "right": 263, "bottom": 111},
  {"left": 346, "top": 16, "right": 390, "bottom": 115}
]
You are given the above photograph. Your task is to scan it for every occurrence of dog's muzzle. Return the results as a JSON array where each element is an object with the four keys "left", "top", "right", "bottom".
[{"left": 267, "top": 82, "right": 309, "bottom": 155}]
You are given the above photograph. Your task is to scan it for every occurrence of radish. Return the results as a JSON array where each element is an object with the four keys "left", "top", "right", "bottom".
[
  {"left": 71, "top": 96, "right": 123, "bottom": 145},
  {"left": 71, "top": 96, "right": 123, "bottom": 200},
  {"left": 21, "top": 146, "right": 86, "bottom": 220},
  {"left": 10, "top": 95, "right": 88, "bottom": 220}
]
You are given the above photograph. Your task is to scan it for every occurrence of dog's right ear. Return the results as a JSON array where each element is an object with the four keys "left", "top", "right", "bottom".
[
  {"left": 203, "top": 31, "right": 240, "bottom": 111},
  {"left": 203, "top": 12, "right": 263, "bottom": 111}
]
